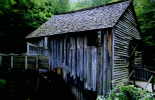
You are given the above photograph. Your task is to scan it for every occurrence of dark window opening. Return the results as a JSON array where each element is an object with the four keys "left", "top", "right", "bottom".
[
  {"left": 87, "top": 31, "right": 103, "bottom": 46},
  {"left": 87, "top": 33, "right": 98, "bottom": 46}
]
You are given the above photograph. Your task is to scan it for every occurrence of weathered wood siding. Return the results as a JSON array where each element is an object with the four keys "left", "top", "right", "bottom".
[
  {"left": 112, "top": 6, "right": 141, "bottom": 87},
  {"left": 48, "top": 30, "right": 112, "bottom": 94},
  {"left": 49, "top": 35, "right": 97, "bottom": 91},
  {"left": 27, "top": 38, "right": 48, "bottom": 56}
]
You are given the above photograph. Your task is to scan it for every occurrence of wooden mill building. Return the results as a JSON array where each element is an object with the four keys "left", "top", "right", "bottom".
[{"left": 26, "top": 1, "right": 141, "bottom": 95}]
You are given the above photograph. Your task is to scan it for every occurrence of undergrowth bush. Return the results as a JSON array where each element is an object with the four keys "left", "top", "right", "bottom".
[{"left": 97, "top": 85, "right": 155, "bottom": 100}]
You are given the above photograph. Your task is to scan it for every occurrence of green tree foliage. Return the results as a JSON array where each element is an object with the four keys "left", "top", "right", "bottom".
[
  {"left": 70, "top": 0, "right": 92, "bottom": 11},
  {"left": 0, "top": 0, "right": 70, "bottom": 53},
  {"left": 97, "top": 85, "right": 155, "bottom": 100},
  {"left": 0, "top": 0, "right": 70, "bottom": 28},
  {"left": 24, "top": 0, "right": 70, "bottom": 28},
  {"left": 91, "top": 0, "right": 110, "bottom": 6},
  {"left": 69, "top": 0, "right": 119, "bottom": 12},
  {"left": 134, "top": 0, "right": 155, "bottom": 46}
]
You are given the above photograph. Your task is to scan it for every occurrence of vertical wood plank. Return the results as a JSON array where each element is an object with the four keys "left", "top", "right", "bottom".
[
  {"left": 11, "top": 56, "right": 14, "bottom": 69},
  {"left": 103, "top": 30, "right": 108, "bottom": 94},
  {"left": 107, "top": 29, "right": 113, "bottom": 93},
  {"left": 64, "top": 38, "right": 66, "bottom": 68},
  {"left": 69, "top": 37, "right": 72, "bottom": 73},
  {"left": 83, "top": 35, "right": 87, "bottom": 84},
  {"left": 27, "top": 42, "right": 30, "bottom": 55},
  {"left": 75, "top": 37, "right": 77, "bottom": 79},
  {"left": 25, "top": 55, "right": 28, "bottom": 70},
  {"left": 50, "top": 39, "right": 52, "bottom": 68},
  {"left": 36, "top": 56, "right": 38, "bottom": 70},
  {"left": 60, "top": 39, "right": 62, "bottom": 67},
  {"left": 44, "top": 37, "right": 48, "bottom": 49},
  {"left": 88, "top": 47, "right": 92, "bottom": 90}
]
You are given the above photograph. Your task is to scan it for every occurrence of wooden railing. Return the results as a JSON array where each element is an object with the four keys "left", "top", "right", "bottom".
[
  {"left": 0, "top": 54, "right": 49, "bottom": 71},
  {"left": 27, "top": 43, "right": 48, "bottom": 56},
  {"left": 134, "top": 68, "right": 153, "bottom": 81},
  {"left": 129, "top": 67, "right": 155, "bottom": 92}
]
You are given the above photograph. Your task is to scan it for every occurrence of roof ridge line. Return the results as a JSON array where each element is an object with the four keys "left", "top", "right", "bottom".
[{"left": 56, "top": 0, "right": 131, "bottom": 15}]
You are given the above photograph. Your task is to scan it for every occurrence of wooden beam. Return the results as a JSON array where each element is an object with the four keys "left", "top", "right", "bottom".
[
  {"left": 27, "top": 42, "right": 45, "bottom": 49},
  {"left": 11, "top": 56, "right": 14, "bottom": 69},
  {"left": 27, "top": 42, "right": 30, "bottom": 55},
  {"left": 97, "top": 31, "right": 102, "bottom": 46},
  {"left": 145, "top": 75, "right": 153, "bottom": 89},
  {"left": 44, "top": 37, "right": 48, "bottom": 49},
  {"left": 36, "top": 56, "right": 39, "bottom": 71},
  {"left": 152, "top": 77, "right": 155, "bottom": 92},
  {"left": 25, "top": 56, "right": 28, "bottom": 70}
]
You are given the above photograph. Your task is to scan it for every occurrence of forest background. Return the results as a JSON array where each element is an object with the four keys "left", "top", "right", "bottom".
[{"left": 0, "top": 0, "right": 154, "bottom": 49}]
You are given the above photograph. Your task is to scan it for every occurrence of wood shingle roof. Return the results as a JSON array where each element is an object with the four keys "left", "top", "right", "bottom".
[{"left": 26, "top": 1, "right": 131, "bottom": 38}]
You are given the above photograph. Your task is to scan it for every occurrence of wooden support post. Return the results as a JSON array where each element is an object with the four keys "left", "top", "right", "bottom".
[
  {"left": 11, "top": 56, "right": 14, "bottom": 69},
  {"left": 36, "top": 56, "right": 39, "bottom": 71},
  {"left": 128, "top": 70, "right": 134, "bottom": 81},
  {"left": 133, "top": 70, "right": 136, "bottom": 85},
  {"left": 44, "top": 37, "right": 48, "bottom": 56},
  {"left": 48, "top": 60, "right": 50, "bottom": 72},
  {"left": 25, "top": 56, "right": 28, "bottom": 70},
  {"left": 44, "top": 37, "right": 48, "bottom": 49},
  {"left": 152, "top": 76, "right": 155, "bottom": 92},
  {"left": 97, "top": 31, "right": 102, "bottom": 46},
  {"left": 27, "top": 42, "right": 30, "bottom": 55},
  {"left": 0, "top": 56, "right": 2, "bottom": 67},
  {"left": 145, "top": 75, "right": 153, "bottom": 89}
]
